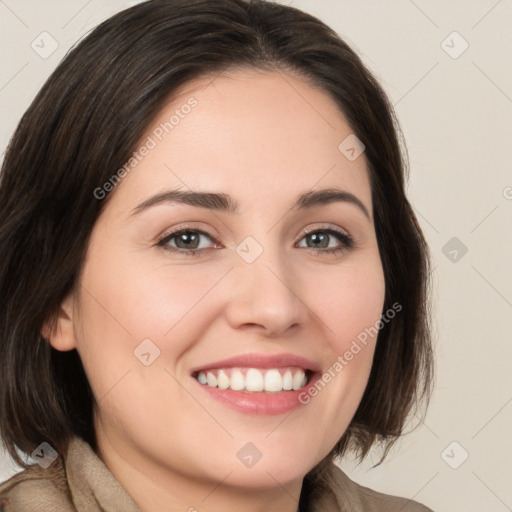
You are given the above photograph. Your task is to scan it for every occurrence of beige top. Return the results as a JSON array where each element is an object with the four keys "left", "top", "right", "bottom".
[{"left": 0, "top": 437, "right": 433, "bottom": 511}]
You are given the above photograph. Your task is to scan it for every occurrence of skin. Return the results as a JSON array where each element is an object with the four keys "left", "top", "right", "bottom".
[{"left": 49, "top": 68, "right": 385, "bottom": 512}]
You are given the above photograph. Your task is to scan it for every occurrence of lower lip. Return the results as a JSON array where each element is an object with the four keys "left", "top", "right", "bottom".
[{"left": 194, "top": 374, "right": 319, "bottom": 415}]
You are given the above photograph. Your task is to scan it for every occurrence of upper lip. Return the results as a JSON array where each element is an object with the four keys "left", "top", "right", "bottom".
[{"left": 190, "top": 353, "right": 320, "bottom": 374}]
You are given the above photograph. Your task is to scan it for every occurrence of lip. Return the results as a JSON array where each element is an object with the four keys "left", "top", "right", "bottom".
[
  {"left": 191, "top": 353, "right": 321, "bottom": 415},
  {"left": 190, "top": 353, "right": 321, "bottom": 374}
]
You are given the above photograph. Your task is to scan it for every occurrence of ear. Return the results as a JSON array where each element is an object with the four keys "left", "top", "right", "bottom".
[{"left": 41, "top": 292, "right": 77, "bottom": 351}]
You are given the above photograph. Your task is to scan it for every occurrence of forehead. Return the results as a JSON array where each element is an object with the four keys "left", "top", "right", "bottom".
[{"left": 108, "top": 68, "right": 372, "bottom": 214}]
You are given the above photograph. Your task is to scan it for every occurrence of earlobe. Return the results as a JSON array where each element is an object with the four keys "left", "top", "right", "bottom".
[{"left": 41, "top": 293, "right": 77, "bottom": 352}]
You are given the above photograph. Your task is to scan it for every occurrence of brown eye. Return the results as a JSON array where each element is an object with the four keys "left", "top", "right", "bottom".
[
  {"left": 157, "top": 228, "right": 218, "bottom": 255},
  {"left": 173, "top": 231, "right": 201, "bottom": 249}
]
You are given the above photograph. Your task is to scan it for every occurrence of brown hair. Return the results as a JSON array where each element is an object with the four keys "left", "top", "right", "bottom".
[{"left": 0, "top": 0, "right": 433, "bottom": 503}]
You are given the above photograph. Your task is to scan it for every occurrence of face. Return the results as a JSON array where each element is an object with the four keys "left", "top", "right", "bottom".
[{"left": 53, "top": 68, "right": 385, "bottom": 503}]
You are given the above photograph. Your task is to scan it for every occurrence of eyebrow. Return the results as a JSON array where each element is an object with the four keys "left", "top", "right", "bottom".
[{"left": 130, "top": 187, "right": 371, "bottom": 219}]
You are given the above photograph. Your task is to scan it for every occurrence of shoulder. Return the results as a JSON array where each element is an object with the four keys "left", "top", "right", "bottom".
[
  {"left": 327, "top": 465, "right": 434, "bottom": 512},
  {"left": 1, "top": 438, "right": 140, "bottom": 512},
  {"left": 0, "top": 458, "right": 75, "bottom": 511}
]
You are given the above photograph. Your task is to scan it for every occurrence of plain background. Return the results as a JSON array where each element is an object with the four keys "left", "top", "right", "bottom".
[{"left": 0, "top": 1, "right": 511, "bottom": 511}]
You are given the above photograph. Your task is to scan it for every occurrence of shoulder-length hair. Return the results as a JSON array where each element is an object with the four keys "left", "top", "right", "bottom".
[{"left": 0, "top": 0, "right": 433, "bottom": 499}]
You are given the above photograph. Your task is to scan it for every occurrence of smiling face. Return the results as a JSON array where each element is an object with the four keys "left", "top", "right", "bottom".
[{"left": 51, "top": 68, "right": 386, "bottom": 508}]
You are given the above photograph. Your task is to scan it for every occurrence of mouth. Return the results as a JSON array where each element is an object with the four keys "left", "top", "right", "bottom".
[
  {"left": 193, "top": 367, "right": 311, "bottom": 393},
  {"left": 190, "top": 354, "right": 320, "bottom": 415}
]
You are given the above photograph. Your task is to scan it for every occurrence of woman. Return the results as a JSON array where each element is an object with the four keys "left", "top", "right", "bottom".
[{"left": 0, "top": 0, "right": 434, "bottom": 510}]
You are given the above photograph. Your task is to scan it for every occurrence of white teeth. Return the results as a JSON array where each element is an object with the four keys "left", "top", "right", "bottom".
[
  {"left": 282, "top": 370, "right": 293, "bottom": 390},
  {"left": 230, "top": 370, "right": 245, "bottom": 391},
  {"left": 245, "top": 368, "right": 264, "bottom": 392},
  {"left": 292, "top": 371, "right": 304, "bottom": 391},
  {"left": 196, "top": 368, "right": 308, "bottom": 393},
  {"left": 264, "top": 369, "right": 282, "bottom": 392},
  {"left": 217, "top": 369, "right": 229, "bottom": 390},
  {"left": 206, "top": 372, "right": 217, "bottom": 388}
]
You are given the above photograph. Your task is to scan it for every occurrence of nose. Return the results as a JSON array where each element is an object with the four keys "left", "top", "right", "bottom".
[{"left": 223, "top": 245, "right": 309, "bottom": 337}]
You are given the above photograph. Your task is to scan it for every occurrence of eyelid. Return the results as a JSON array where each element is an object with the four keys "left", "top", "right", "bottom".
[
  {"left": 297, "top": 224, "right": 350, "bottom": 239},
  {"left": 156, "top": 223, "right": 222, "bottom": 249}
]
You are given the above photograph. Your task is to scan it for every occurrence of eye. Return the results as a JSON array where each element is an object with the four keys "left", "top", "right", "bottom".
[
  {"left": 157, "top": 226, "right": 219, "bottom": 255},
  {"left": 156, "top": 225, "right": 354, "bottom": 257},
  {"left": 296, "top": 227, "right": 354, "bottom": 255}
]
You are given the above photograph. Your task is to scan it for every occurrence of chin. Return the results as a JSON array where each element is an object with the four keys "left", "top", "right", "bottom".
[
  {"left": 201, "top": 436, "right": 325, "bottom": 490},
  {"left": 216, "top": 457, "right": 311, "bottom": 490}
]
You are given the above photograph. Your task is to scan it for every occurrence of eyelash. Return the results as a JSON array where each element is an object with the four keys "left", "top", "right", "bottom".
[{"left": 156, "top": 224, "right": 355, "bottom": 257}]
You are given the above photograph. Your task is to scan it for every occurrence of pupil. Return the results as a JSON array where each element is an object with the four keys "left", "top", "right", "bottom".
[
  {"left": 178, "top": 232, "right": 198, "bottom": 249},
  {"left": 310, "top": 233, "right": 328, "bottom": 248}
]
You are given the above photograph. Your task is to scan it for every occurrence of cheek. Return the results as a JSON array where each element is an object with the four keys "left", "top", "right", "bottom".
[
  {"left": 74, "top": 253, "right": 227, "bottom": 381},
  {"left": 308, "top": 258, "right": 386, "bottom": 353},
  {"left": 114, "top": 260, "right": 228, "bottom": 342},
  {"left": 299, "top": 256, "right": 385, "bottom": 408}
]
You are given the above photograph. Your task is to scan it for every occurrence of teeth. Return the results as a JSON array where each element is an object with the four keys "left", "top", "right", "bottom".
[
  {"left": 217, "top": 369, "right": 229, "bottom": 390},
  {"left": 206, "top": 372, "right": 217, "bottom": 388},
  {"left": 245, "top": 368, "right": 264, "bottom": 392},
  {"left": 292, "top": 371, "right": 306, "bottom": 391},
  {"left": 264, "top": 369, "right": 282, "bottom": 392},
  {"left": 282, "top": 370, "right": 293, "bottom": 390},
  {"left": 196, "top": 368, "right": 308, "bottom": 393},
  {"left": 230, "top": 370, "right": 245, "bottom": 391}
]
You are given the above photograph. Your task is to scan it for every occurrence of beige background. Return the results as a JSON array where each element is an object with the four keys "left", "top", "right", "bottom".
[{"left": 1, "top": 1, "right": 511, "bottom": 510}]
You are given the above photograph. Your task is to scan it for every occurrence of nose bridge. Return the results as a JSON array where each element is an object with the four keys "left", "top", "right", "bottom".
[{"left": 224, "top": 235, "right": 306, "bottom": 335}]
